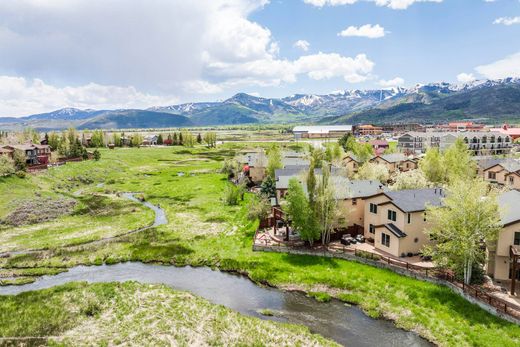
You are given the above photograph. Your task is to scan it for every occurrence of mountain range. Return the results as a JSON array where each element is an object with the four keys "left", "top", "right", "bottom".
[{"left": 1, "top": 78, "right": 519, "bottom": 130}]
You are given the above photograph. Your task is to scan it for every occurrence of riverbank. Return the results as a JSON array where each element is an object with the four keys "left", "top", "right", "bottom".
[
  {"left": 1, "top": 146, "right": 519, "bottom": 346},
  {"left": 0, "top": 280, "right": 338, "bottom": 346}
]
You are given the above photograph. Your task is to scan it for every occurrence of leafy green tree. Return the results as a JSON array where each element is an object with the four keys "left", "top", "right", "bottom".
[
  {"left": 131, "top": 133, "right": 143, "bottom": 148},
  {"left": 266, "top": 145, "right": 282, "bottom": 178},
  {"left": 182, "top": 131, "right": 196, "bottom": 147},
  {"left": 13, "top": 149, "right": 27, "bottom": 172},
  {"left": 306, "top": 158, "right": 317, "bottom": 206},
  {"left": 203, "top": 132, "right": 217, "bottom": 148},
  {"left": 91, "top": 130, "right": 105, "bottom": 148},
  {"left": 338, "top": 133, "right": 355, "bottom": 152},
  {"left": 260, "top": 175, "right": 276, "bottom": 197},
  {"left": 0, "top": 155, "right": 16, "bottom": 176},
  {"left": 48, "top": 132, "right": 60, "bottom": 151},
  {"left": 314, "top": 165, "right": 338, "bottom": 245},
  {"left": 355, "top": 162, "right": 390, "bottom": 182},
  {"left": 419, "top": 147, "right": 446, "bottom": 184},
  {"left": 424, "top": 178, "right": 501, "bottom": 285},
  {"left": 247, "top": 194, "right": 271, "bottom": 221},
  {"left": 93, "top": 149, "right": 101, "bottom": 161},
  {"left": 284, "top": 178, "right": 320, "bottom": 246},
  {"left": 113, "top": 133, "right": 122, "bottom": 147},
  {"left": 444, "top": 137, "right": 476, "bottom": 182},
  {"left": 390, "top": 169, "right": 429, "bottom": 190}
]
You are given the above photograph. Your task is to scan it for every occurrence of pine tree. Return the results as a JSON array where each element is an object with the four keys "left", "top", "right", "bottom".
[{"left": 197, "top": 133, "right": 202, "bottom": 144}]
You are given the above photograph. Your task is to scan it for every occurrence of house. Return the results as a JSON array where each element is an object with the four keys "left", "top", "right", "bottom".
[
  {"left": 485, "top": 190, "right": 520, "bottom": 282},
  {"left": 369, "top": 140, "right": 389, "bottom": 156},
  {"left": 363, "top": 188, "right": 444, "bottom": 257},
  {"left": 33, "top": 144, "right": 51, "bottom": 165},
  {"left": 491, "top": 124, "right": 520, "bottom": 141},
  {"left": 2, "top": 144, "right": 39, "bottom": 165},
  {"left": 293, "top": 125, "right": 352, "bottom": 139},
  {"left": 142, "top": 134, "right": 158, "bottom": 146},
  {"left": 332, "top": 177, "right": 387, "bottom": 229},
  {"left": 0, "top": 147, "right": 14, "bottom": 158},
  {"left": 239, "top": 150, "right": 268, "bottom": 183},
  {"left": 274, "top": 166, "right": 308, "bottom": 201},
  {"left": 354, "top": 124, "right": 383, "bottom": 136},
  {"left": 397, "top": 131, "right": 512, "bottom": 155},
  {"left": 343, "top": 154, "right": 363, "bottom": 174},
  {"left": 482, "top": 159, "right": 520, "bottom": 190},
  {"left": 369, "top": 153, "right": 418, "bottom": 173}
]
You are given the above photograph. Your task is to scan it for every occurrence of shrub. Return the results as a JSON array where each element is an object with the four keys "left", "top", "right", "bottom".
[
  {"left": 223, "top": 184, "right": 240, "bottom": 205},
  {"left": 247, "top": 195, "right": 271, "bottom": 221},
  {"left": 93, "top": 149, "right": 101, "bottom": 161}
]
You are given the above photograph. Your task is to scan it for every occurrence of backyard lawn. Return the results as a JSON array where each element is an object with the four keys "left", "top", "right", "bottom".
[{"left": 0, "top": 145, "right": 519, "bottom": 346}]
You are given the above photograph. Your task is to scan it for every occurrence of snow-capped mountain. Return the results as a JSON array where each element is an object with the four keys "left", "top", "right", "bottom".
[{"left": 2, "top": 78, "right": 520, "bottom": 129}]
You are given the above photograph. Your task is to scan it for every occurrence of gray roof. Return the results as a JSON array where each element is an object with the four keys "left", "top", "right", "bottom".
[
  {"left": 384, "top": 188, "right": 444, "bottom": 212},
  {"left": 382, "top": 223, "right": 407, "bottom": 238},
  {"left": 282, "top": 157, "right": 310, "bottom": 167},
  {"left": 275, "top": 167, "right": 309, "bottom": 190},
  {"left": 498, "top": 159, "right": 520, "bottom": 173},
  {"left": 293, "top": 125, "right": 352, "bottom": 134},
  {"left": 475, "top": 157, "right": 504, "bottom": 170},
  {"left": 499, "top": 190, "right": 520, "bottom": 226},
  {"left": 375, "top": 153, "right": 409, "bottom": 163},
  {"left": 331, "top": 177, "right": 387, "bottom": 199}
]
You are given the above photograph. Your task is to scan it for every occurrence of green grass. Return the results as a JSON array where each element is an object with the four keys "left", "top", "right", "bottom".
[
  {"left": 1, "top": 145, "right": 519, "bottom": 346},
  {"left": 0, "top": 281, "right": 336, "bottom": 346}
]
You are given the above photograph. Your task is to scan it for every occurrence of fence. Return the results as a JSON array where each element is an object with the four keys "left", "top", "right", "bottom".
[{"left": 253, "top": 230, "right": 520, "bottom": 322}]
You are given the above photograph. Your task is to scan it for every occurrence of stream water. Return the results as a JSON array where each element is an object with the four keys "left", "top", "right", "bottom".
[{"left": 0, "top": 262, "right": 432, "bottom": 347}]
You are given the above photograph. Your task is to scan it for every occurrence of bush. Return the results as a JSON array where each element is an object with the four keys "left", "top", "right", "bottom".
[
  {"left": 0, "top": 155, "right": 16, "bottom": 176},
  {"left": 247, "top": 195, "right": 271, "bottom": 221},
  {"left": 223, "top": 184, "right": 240, "bottom": 205},
  {"left": 93, "top": 149, "right": 101, "bottom": 161}
]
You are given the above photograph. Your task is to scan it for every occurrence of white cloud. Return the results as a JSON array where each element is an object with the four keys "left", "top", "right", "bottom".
[
  {"left": 338, "top": 24, "right": 386, "bottom": 38},
  {"left": 378, "top": 77, "right": 404, "bottom": 87},
  {"left": 493, "top": 16, "right": 520, "bottom": 26},
  {"left": 475, "top": 52, "right": 520, "bottom": 79},
  {"left": 456, "top": 73, "right": 476, "bottom": 83},
  {"left": 0, "top": 76, "right": 179, "bottom": 117},
  {"left": 304, "top": 0, "right": 442, "bottom": 10},
  {"left": 293, "top": 39, "right": 310, "bottom": 51},
  {"left": 0, "top": 0, "right": 376, "bottom": 116}
]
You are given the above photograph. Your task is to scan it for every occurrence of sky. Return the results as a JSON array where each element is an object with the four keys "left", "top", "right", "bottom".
[{"left": 0, "top": 0, "right": 519, "bottom": 117}]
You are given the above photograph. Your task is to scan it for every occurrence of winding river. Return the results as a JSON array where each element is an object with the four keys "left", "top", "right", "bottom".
[{"left": 0, "top": 263, "right": 432, "bottom": 347}]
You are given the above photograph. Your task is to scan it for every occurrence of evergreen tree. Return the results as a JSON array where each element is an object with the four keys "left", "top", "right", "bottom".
[
  {"left": 157, "top": 134, "right": 164, "bottom": 145},
  {"left": 197, "top": 133, "right": 202, "bottom": 144},
  {"left": 173, "top": 132, "right": 178, "bottom": 145},
  {"left": 178, "top": 132, "right": 184, "bottom": 145}
]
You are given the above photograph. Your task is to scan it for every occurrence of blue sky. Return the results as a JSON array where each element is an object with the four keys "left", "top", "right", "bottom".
[{"left": 0, "top": 0, "right": 519, "bottom": 116}]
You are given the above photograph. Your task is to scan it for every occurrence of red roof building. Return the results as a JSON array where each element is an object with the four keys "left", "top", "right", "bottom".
[{"left": 491, "top": 124, "right": 520, "bottom": 141}]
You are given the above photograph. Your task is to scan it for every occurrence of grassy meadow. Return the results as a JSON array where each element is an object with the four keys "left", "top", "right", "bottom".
[
  {"left": 0, "top": 145, "right": 519, "bottom": 346},
  {"left": 0, "top": 281, "right": 337, "bottom": 346}
]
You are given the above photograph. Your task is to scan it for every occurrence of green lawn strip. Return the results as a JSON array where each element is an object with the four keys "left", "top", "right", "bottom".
[{"left": 0, "top": 281, "right": 337, "bottom": 347}]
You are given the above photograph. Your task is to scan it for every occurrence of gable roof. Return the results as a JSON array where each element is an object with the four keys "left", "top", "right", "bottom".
[
  {"left": 372, "top": 153, "right": 408, "bottom": 163},
  {"left": 331, "top": 177, "right": 387, "bottom": 199},
  {"left": 382, "top": 188, "right": 444, "bottom": 213},
  {"left": 499, "top": 190, "right": 520, "bottom": 226}
]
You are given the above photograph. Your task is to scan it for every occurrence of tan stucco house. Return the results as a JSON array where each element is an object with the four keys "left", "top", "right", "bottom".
[
  {"left": 363, "top": 188, "right": 444, "bottom": 257},
  {"left": 369, "top": 154, "right": 418, "bottom": 174},
  {"left": 482, "top": 159, "right": 520, "bottom": 190},
  {"left": 486, "top": 190, "right": 520, "bottom": 281}
]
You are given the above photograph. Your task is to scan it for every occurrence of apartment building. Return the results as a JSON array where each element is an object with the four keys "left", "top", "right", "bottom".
[
  {"left": 397, "top": 131, "right": 512, "bottom": 155},
  {"left": 485, "top": 190, "right": 520, "bottom": 281},
  {"left": 363, "top": 188, "right": 444, "bottom": 257}
]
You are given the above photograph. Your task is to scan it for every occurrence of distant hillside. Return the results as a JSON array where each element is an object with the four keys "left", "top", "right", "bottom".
[
  {"left": 327, "top": 79, "right": 520, "bottom": 124},
  {"left": 77, "top": 110, "right": 192, "bottom": 129}
]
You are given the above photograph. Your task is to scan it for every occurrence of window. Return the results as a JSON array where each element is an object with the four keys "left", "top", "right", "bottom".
[
  {"left": 369, "top": 203, "right": 378, "bottom": 214},
  {"left": 514, "top": 232, "right": 520, "bottom": 246},
  {"left": 369, "top": 224, "right": 375, "bottom": 234},
  {"left": 424, "top": 212, "right": 427, "bottom": 222},
  {"left": 352, "top": 198, "right": 357, "bottom": 206},
  {"left": 509, "top": 176, "right": 514, "bottom": 185},
  {"left": 488, "top": 171, "right": 496, "bottom": 180},
  {"left": 407, "top": 213, "right": 411, "bottom": 224},
  {"left": 382, "top": 233, "right": 390, "bottom": 247},
  {"left": 387, "top": 209, "right": 397, "bottom": 222}
]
